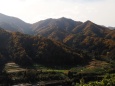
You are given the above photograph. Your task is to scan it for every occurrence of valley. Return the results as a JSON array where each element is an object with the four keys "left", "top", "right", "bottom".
[{"left": 0, "top": 13, "right": 115, "bottom": 85}]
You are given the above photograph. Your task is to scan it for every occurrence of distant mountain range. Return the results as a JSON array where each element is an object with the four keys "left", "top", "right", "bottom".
[
  {"left": 0, "top": 13, "right": 32, "bottom": 34},
  {"left": 31, "top": 16, "right": 115, "bottom": 57},
  {"left": 0, "top": 13, "right": 115, "bottom": 70},
  {"left": 108, "top": 26, "right": 115, "bottom": 30},
  {"left": 0, "top": 13, "right": 114, "bottom": 36}
]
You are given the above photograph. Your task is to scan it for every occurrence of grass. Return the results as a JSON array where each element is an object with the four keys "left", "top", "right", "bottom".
[
  {"left": 70, "top": 59, "right": 112, "bottom": 74},
  {"left": 4, "top": 59, "right": 113, "bottom": 75},
  {"left": 42, "top": 69, "right": 69, "bottom": 74},
  {"left": 34, "top": 64, "right": 69, "bottom": 74},
  {"left": 4, "top": 62, "right": 69, "bottom": 74}
]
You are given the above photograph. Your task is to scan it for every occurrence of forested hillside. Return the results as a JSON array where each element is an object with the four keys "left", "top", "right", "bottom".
[
  {"left": 32, "top": 18, "right": 115, "bottom": 61},
  {"left": 0, "top": 28, "right": 91, "bottom": 72},
  {"left": 0, "top": 13, "right": 32, "bottom": 34},
  {"left": 0, "top": 13, "right": 115, "bottom": 86}
]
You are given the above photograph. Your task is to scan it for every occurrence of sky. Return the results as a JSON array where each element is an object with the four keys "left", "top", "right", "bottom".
[{"left": 0, "top": 0, "right": 115, "bottom": 26}]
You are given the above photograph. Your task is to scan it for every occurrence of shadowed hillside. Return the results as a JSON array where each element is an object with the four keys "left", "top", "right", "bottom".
[
  {"left": 32, "top": 18, "right": 115, "bottom": 60},
  {"left": 0, "top": 13, "right": 32, "bottom": 34},
  {"left": 0, "top": 28, "right": 90, "bottom": 72},
  {"left": 0, "top": 14, "right": 115, "bottom": 71}
]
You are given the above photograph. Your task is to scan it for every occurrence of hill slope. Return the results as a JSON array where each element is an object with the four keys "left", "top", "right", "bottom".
[
  {"left": 0, "top": 28, "right": 90, "bottom": 71},
  {"left": 0, "top": 13, "right": 32, "bottom": 34},
  {"left": 32, "top": 18, "right": 115, "bottom": 58},
  {"left": 64, "top": 21, "right": 115, "bottom": 57},
  {"left": 0, "top": 14, "right": 115, "bottom": 68},
  {"left": 32, "top": 17, "right": 82, "bottom": 41}
]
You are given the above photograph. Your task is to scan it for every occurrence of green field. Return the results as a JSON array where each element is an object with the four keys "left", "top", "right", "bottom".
[{"left": 2, "top": 60, "right": 115, "bottom": 86}]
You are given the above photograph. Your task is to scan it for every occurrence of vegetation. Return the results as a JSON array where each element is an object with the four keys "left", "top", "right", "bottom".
[
  {"left": 0, "top": 62, "right": 115, "bottom": 85},
  {"left": 0, "top": 28, "right": 91, "bottom": 69},
  {"left": 80, "top": 74, "right": 115, "bottom": 86},
  {"left": 0, "top": 15, "right": 115, "bottom": 85},
  {"left": 31, "top": 18, "right": 115, "bottom": 61}
]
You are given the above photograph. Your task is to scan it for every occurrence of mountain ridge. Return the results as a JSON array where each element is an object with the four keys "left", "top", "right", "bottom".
[
  {"left": 0, "top": 13, "right": 115, "bottom": 69},
  {"left": 0, "top": 13, "right": 32, "bottom": 34},
  {"left": 0, "top": 13, "right": 114, "bottom": 36},
  {"left": 0, "top": 28, "right": 91, "bottom": 71}
]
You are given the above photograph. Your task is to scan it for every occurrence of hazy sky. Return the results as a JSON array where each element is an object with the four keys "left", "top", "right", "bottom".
[{"left": 0, "top": 0, "right": 115, "bottom": 26}]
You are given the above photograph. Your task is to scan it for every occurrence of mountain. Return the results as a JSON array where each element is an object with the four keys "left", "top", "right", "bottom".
[
  {"left": 0, "top": 27, "right": 90, "bottom": 71},
  {"left": 32, "top": 18, "right": 114, "bottom": 41},
  {"left": 108, "top": 26, "right": 115, "bottom": 30},
  {"left": 106, "top": 30, "right": 115, "bottom": 39},
  {"left": 72, "top": 20, "right": 110, "bottom": 37},
  {"left": 63, "top": 21, "right": 115, "bottom": 58},
  {"left": 32, "top": 18, "right": 115, "bottom": 59},
  {"left": 0, "top": 13, "right": 115, "bottom": 68},
  {"left": 0, "top": 13, "right": 32, "bottom": 34},
  {"left": 32, "top": 17, "right": 82, "bottom": 41}
]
